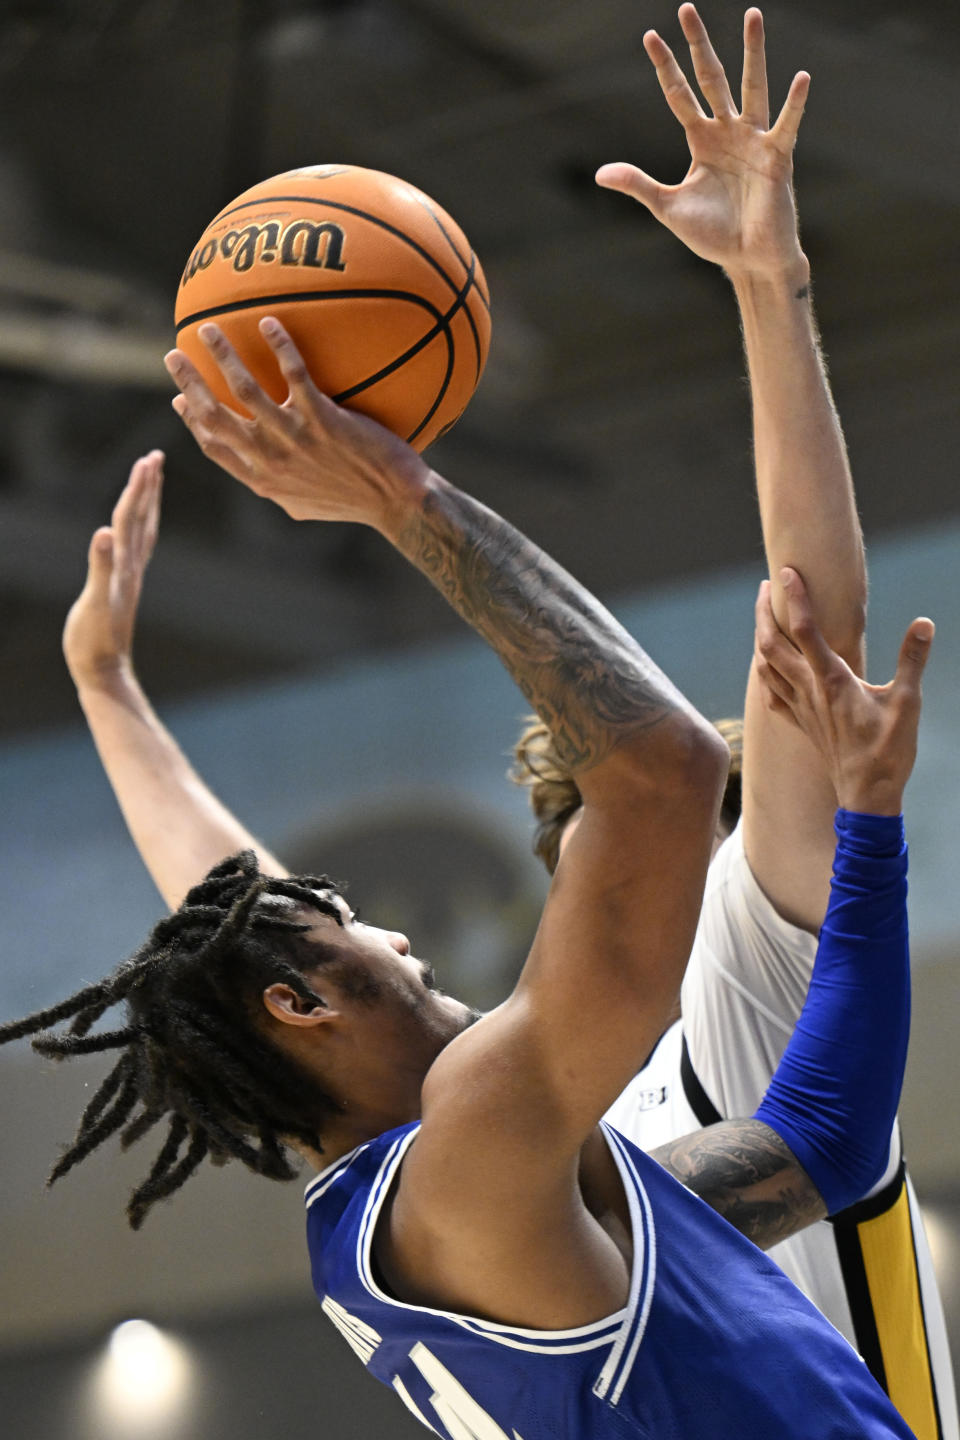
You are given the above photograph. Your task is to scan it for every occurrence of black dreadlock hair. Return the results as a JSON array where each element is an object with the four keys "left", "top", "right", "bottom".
[{"left": 0, "top": 852, "right": 352, "bottom": 1229}]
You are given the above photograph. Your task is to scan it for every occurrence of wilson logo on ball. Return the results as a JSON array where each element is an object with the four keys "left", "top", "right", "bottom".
[
  {"left": 174, "top": 165, "right": 491, "bottom": 450},
  {"left": 180, "top": 219, "right": 347, "bottom": 288}
]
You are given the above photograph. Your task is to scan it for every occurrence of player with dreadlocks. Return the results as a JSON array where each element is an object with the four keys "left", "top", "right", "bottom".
[
  {"left": 2, "top": 9, "right": 942, "bottom": 1436},
  {"left": 0, "top": 858, "right": 376, "bottom": 1227},
  {"left": 2, "top": 415, "right": 933, "bottom": 1440}
]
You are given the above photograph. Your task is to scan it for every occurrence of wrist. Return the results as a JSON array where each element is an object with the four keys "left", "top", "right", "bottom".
[
  {"left": 373, "top": 459, "right": 442, "bottom": 544},
  {"left": 835, "top": 781, "right": 905, "bottom": 819},
  {"left": 727, "top": 252, "right": 811, "bottom": 304},
  {"left": 71, "top": 654, "right": 139, "bottom": 702}
]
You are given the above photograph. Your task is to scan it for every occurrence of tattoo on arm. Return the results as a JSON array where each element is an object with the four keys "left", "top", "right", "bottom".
[
  {"left": 397, "top": 480, "right": 687, "bottom": 771},
  {"left": 652, "top": 1119, "right": 827, "bottom": 1249}
]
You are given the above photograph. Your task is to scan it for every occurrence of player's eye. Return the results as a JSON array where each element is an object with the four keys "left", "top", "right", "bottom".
[{"left": 350, "top": 906, "right": 362, "bottom": 925}]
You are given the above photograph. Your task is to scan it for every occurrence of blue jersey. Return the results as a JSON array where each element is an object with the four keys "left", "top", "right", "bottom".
[{"left": 305, "top": 1119, "right": 917, "bottom": 1440}]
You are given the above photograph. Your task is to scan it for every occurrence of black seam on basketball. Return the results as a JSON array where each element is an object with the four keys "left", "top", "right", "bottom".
[
  {"left": 410, "top": 197, "right": 489, "bottom": 380},
  {"left": 406, "top": 323, "right": 455, "bottom": 446},
  {"left": 465, "top": 293, "right": 482, "bottom": 381},
  {"left": 341, "top": 264, "right": 461, "bottom": 444},
  {"left": 440, "top": 254, "right": 482, "bottom": 383},
  {"left": 404, "top": 195, "right": 487, "bottom": 380},
  {"left": 203, "top": 194, "right": 464, "bottom": 301},
  {"left": 414, "top": 195, "right": 491, "bottom": 315},
  {"left": 333, "top": 253, "right": 475, "bottom": 406},
  {"left": 403, "top": 255, "right": 474, "bottom": 440},
  {"left": 175, "top": 281, "right": 462, "bottom": 445},
  {"left": 175, "top": 288, "right": 445, "bottom": 335}
]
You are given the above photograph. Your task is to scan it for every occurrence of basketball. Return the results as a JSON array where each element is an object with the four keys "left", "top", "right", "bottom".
[{"left": 174, "top": 165, "right": 491, "bottom": 451}]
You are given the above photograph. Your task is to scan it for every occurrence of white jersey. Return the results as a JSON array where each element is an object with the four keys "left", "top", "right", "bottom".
[{"left": 604, "top": 822, "right": 958, "bottom": 1440}]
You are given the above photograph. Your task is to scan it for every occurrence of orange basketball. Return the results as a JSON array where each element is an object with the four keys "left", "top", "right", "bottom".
[{"left": 174, "top": 165, "right": 491, "bottom": 451}]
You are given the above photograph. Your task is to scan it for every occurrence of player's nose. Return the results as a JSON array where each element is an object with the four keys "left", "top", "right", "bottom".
[{"left": 387, "top": 930, "right": 411, "bottom": 956}]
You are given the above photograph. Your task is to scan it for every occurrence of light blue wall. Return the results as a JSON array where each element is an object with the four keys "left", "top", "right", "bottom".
[{"left": 2, "top": 517, "right": 957, "bottom": 1020}]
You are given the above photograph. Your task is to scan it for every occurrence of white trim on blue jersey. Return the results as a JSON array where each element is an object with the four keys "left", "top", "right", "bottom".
[
  {"left": 592, "top": 1126, "right": 657, "bottom": 1406},
  {"left": 305, "top": 1119, "right": 917, "bottom": 1439},
  {"left": 335, "top": 1124, "right": 652, "bottom": 1365}
]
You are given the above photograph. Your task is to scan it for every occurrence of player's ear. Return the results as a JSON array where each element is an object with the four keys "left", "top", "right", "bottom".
[{"left": 262, "top": 983, "right": 332, "bottom": 1028}]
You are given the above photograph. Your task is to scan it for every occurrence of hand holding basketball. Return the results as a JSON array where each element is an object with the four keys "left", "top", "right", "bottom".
[
  {"left": 174, "top": 164, "right": 490, "bottom": 451},
  {"left": 165, "top": 320, "right": 432, "bottom": 528}
]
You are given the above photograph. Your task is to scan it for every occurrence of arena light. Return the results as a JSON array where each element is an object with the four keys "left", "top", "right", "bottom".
[{"left": 91, "top": 1319, "right": 194, "bottom": 1428}]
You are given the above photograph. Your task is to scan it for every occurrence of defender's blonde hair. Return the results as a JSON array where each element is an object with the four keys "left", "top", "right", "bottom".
[{"left": 512, "top": 715, "right": 744, "bottom": 875}]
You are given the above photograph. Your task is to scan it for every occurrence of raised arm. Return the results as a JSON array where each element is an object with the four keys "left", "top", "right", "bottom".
[
  {"left": 63, "top": 451, "right": 288, "bottom": 909},
  {"left": 165, "top": 321, "right": 729, "bottom": 1326},
  {"left": 653, "top": 573, "right": 932, "bottom": 1248},
  {"left": 597, "top": 6, "right": 865, "bottom": 930}
]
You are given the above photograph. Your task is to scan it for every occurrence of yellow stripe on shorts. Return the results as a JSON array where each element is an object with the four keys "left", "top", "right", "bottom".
[{"left": 857, "top": 1183, "right": 940, "bottom": 1440}]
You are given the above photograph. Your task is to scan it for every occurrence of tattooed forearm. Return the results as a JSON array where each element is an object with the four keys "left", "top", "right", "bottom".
[
  {"left": 396, "top": 476, "right": 689, "bottom": 772},
  {"left": 652, "top": 1119, "right": 827, "bottom": 1250}
]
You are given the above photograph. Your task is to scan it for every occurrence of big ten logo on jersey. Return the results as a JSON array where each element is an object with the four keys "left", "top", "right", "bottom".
[
  {"left": 180, "top": 218, "right": 346, "bottom": 289},
  {"left": 636, "top": 1086, "right": 668, "bottom": 1111}
]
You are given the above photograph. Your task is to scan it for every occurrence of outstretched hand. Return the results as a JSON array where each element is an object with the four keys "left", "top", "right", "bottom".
[
  {"left": 164, "top": 320, "right": 430, "bottom": 529},
  {"left": 596, "top": 5, "right": 809, "bottom": 280},
  {"left": 63, "top": 451, "right": 164, "bottom": 690},
  {"left": 754, "top": 568, "right": 933, "bottom": 816}
]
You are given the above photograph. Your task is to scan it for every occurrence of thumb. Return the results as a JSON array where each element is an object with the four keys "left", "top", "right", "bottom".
[
  {"left": 595, "top": 162, "right": 664, "bottom": 216},
  {"left": 894, "top": 617, "right": 935, "bottom": 692},
  {"left": 84, "top": 527, "right": 115, "bottom": 594}
]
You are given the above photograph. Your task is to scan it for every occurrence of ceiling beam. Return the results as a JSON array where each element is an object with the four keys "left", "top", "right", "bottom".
[{"left": 0, "top": 309, "right": 170, "bottom": 389}]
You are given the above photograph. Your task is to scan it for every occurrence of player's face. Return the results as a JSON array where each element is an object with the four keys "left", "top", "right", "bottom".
[
  {"left": 259, "top": 891, "right": 480, "bottom": 1156},
  {"left": 301, "top": 893, "right": 480, "bottom": 1057}
]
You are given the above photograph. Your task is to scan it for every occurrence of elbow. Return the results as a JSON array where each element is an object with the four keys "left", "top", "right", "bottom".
[
  {"left": 665, "top": 712, "right": 731, "bottom": 800},
  {"left": 823, "top": 1143, "right": 893, "bottom": 1219},
  {"left": 827, "top": 592, "right": 867, "bottom": 672},
  {"left": 778, "top": 581, "right": 867, "bottom": 674},
  {"left": 614, "top": 710, "right": 729, "bottom": 813}
]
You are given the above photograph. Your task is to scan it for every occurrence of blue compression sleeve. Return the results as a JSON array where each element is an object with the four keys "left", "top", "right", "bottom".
[{"left": 753, "top": 810, "right": 909, "bottom": 1216}]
